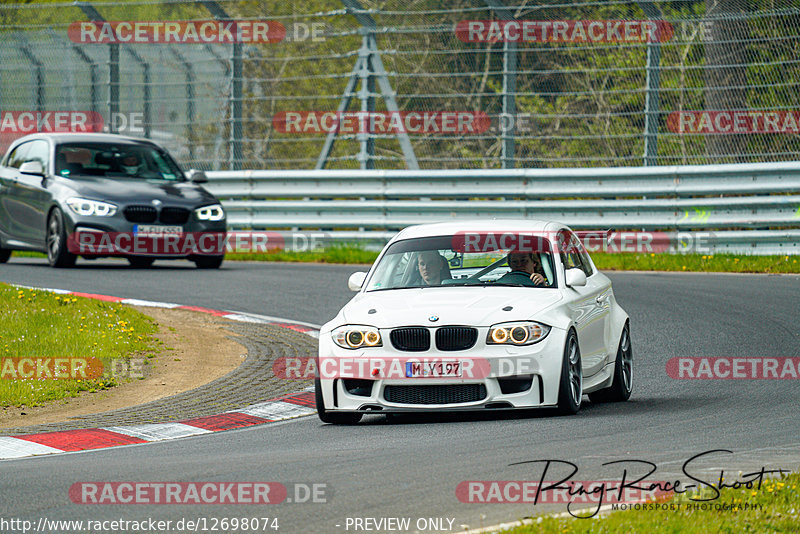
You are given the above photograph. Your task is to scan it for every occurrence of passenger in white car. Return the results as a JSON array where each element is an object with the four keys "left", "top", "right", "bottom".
[{"left": 416, "top": 250, "right": 452, "bottom": 285}]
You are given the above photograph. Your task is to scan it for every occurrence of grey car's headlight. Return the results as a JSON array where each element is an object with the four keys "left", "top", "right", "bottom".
[
  {"left": 195, "top": 204, "right": 225, "bottom": 221},
  {"left": 66, "top": 197, "right": 117, "bottom": 217},
  {"left": 332, "top": 325, "right": 382, "bottom": 349},
  {"left": 487, "top": 321, "right": 550, "bottom": 346}
]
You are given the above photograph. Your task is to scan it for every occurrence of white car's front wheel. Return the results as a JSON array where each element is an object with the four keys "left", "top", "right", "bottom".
[
  {"left": 557, "top": 330, "right": 582, "bottom": 415},
  {"left": 315, "top": 379, "right": 363, "bottom": 425}
]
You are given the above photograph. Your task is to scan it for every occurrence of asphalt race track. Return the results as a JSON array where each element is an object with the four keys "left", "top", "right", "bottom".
[{"left": 1, "top": 257, "right": 799, "bottom": 533}]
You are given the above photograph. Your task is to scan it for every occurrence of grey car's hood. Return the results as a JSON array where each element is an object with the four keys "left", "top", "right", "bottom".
[{"left": 58, "top": 176, "right": 217, "bottom": 207}]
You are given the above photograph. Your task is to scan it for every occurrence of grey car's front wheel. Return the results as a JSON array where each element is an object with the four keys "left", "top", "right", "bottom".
[
  {"left": 193, "top": 256, "right": 224, "bottom": 269},
  {"left": 46, "top": 208, "right": 76, "bottom": 268},
  {"left": 557, "top": 329, "right": 582, "bottom": 415},
  {"left": 0, "top": 245, "right": 10, "bottom": 263},
  {"left": 128, "top": 257, "right": 155, "bottom": 268}
]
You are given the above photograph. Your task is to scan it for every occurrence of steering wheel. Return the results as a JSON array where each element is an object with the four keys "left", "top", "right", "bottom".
[{"left": 496, "top": 270, "right": 538, "bottom": 287}]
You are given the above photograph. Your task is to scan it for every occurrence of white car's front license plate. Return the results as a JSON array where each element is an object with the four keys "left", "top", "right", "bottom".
[
  {"left": 405, "top": 360, "right": 462, "bottom": 378},
  {"left": 133, "top": 225, "right": 184, "bottom": 236}
]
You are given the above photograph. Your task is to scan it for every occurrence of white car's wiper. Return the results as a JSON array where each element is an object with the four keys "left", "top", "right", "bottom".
[{"left": 368, "top": 286, "right": 423, "bottom": 292}]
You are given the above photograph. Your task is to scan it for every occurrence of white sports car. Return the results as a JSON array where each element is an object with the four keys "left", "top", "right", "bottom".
[{"left": 316, "top": 220, "right": 632, "bottom": 424}]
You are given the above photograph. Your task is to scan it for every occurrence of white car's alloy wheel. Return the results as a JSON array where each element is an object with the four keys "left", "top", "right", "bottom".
[
  {"left": 557, "top": 330, "right": 582, "bottom": 415},
  {"left": 589, "top": 322, "right": 633, "bottom": 403}
]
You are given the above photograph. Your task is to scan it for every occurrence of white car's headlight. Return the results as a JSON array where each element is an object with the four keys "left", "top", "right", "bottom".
[
  {"left": 195, "top": 204, "right": 225, "bottom": 221},
  {"left": 66, "top": 197, "right": 117, "bottom": 217},
  {"left": 332, "top": 325, "right": 382, "bottom": 349},
  {"left": 487, "top": 321, "right": 550, "bottom": 346}
]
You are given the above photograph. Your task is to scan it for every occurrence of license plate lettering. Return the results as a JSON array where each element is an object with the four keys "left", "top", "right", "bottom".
[
  {"left": 134, "top": 225, "right": 183, "bottom": 236},
  {"left": 405, "top": 360, "right": 462, "bottom": 378}
]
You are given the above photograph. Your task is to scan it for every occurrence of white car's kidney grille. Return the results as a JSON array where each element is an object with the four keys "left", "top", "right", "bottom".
[
  {"left": 435, "top": 326, "right": 478, "bottom": 351},
  {"left": 390, "top": 327, "right": 430, "bottom": 352},
  {"left": 383, "top": 384, "right": 487, "bottom": 405}
]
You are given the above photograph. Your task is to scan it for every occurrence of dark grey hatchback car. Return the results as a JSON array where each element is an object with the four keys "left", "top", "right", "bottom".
[{"left": 0, "top": 133, "right": 226, "bottom": 268}]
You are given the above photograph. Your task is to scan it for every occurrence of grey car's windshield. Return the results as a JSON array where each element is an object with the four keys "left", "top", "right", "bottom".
[
  {"left": 366, "top": 234, "right": 558, "bottom": 291},
  {"left": 55, "top": 142, "right": 185, "bottom": 181}
]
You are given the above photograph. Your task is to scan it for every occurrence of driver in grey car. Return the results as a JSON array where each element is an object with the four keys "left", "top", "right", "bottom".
[{"left": 120, "top": 153, "right": 145, "bottom": 175}]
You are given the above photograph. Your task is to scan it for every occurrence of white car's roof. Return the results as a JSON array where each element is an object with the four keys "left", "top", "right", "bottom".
[{"left": 389, "top": 219, "right": 566, "bottom": 243}]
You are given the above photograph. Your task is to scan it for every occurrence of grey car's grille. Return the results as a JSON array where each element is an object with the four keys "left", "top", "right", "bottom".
[
  {"left": 435, "top": 327, "right": 478, "bottom": 351},
  {"left": 383, "top": 384, "right": 487, "bottom": 405},
  {"left": 123, "top": 206, "right": 191, "bottom": 225},
  {"left": 390, "top": 328, "right": 430, "bottom": 352},
  {"left": 124, "top": 205, "right": 157, "bottom": 223},
  {"left": 160, "top": 207, "right": 190, "bottom": 225}
]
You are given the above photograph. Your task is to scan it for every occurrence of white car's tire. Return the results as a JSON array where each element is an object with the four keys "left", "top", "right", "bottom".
[
  {"left": 589, "top": 322, "right": 632, "bottom": 403},
  {"left": 315, "top": 379, "right": 363, "bottom": 425},
  {"left": 557, "top": 329, "right": 582, "bottom": 415}
]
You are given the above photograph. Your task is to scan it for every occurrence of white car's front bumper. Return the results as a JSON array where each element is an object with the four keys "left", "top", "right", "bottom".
[{"left": 317, "top": 326, "right": 569, "bottom": 413}]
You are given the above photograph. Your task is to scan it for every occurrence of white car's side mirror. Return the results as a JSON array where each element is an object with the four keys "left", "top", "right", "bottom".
[
  {"left": 565, "top": 268, "right": 587, "bottom": 287},
  {"left": 19, "top": 161, "right": 45, "bottom": 176},
  {"left": 348, "top": 271, "right": 368, "bottom": 292}
]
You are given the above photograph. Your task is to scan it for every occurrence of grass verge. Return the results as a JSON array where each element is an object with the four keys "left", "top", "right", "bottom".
[
  {"left": 228, "top": 245, "right": 378, "bottom": 264},
  {"left": 10, "top": 248, "right": 800, "bottom": 273},
  {"left": 590, "top": 252, "right": 800, "bottom": 274},
  {"left": 0, "top": 283, "right": 160, "bottom": 407},
  {"left": 227, "top": 248, "right": 800, "bottom": 274},
  {"left": 504, "top": 471, "right": 800, "bottom": 533}
]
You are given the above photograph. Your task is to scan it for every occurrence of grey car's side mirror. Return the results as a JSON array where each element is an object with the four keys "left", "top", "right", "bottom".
[
  {"left": 188, "top": 169, "right": 208, "bottom": 183},
  {"left": 348, "top": 272, "right": 368, "bottom": 292},
  {"left": 19, "top": 161, "right": 45, "bottom": 176},
  {"left": 565, "top": 268, "right": 587, "bottom": 287}
]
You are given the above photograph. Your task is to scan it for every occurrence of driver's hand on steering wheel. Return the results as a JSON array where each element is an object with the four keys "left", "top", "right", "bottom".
[{"left": 530, "top": 273, "right": 546, "bottom": 285}]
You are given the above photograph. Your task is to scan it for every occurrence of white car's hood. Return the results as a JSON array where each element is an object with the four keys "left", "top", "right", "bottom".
[{"left": 340, "top": 287, "right": 563, "bottom": 328}]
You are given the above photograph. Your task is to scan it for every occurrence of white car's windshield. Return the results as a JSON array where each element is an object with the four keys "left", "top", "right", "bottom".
[
  {"left": 366, "top": 234, "right": 558, "bottom": 291},
  {"left": 55, "top": 142, "right": 185, "bottom": 181}
]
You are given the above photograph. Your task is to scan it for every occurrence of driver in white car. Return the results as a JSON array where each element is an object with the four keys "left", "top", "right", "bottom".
[{"left": 500, "top": 251, "right": 548, "bottom": 286}]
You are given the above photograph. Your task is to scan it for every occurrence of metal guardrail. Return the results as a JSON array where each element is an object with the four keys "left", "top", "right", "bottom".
[{"left": 205, "top": 162, "right": 800, "bottom": 255}]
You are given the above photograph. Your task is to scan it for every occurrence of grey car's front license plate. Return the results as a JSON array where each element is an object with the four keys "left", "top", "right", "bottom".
[{"left": 133, "top": 225, "right": 184, "bottom": 236}]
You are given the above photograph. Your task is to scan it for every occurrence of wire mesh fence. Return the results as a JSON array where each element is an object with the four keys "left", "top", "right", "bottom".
[{"left": 0, "top": 0, "right": 798, "bottom": 170}]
